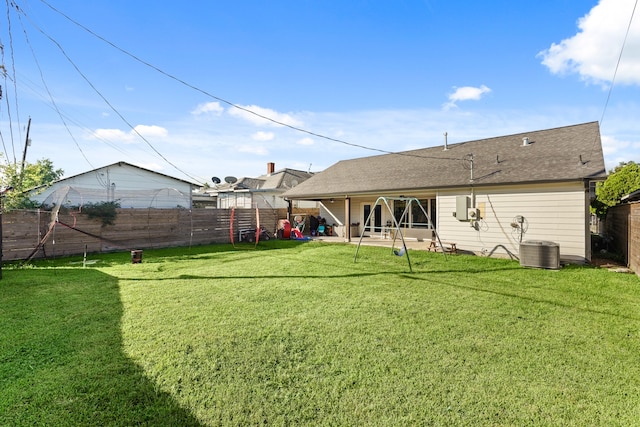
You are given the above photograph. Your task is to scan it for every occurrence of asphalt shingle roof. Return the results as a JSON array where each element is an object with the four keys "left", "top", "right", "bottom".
[
  {"left": 283, "top": 122, "right": 607, "bottom": 199},
  {"left": 212, "top": 168, "right": 313, "bottom": 192}
]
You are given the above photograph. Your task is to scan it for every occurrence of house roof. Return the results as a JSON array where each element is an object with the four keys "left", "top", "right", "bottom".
[
  {"left": 621, "top": 189, "right": 640, "bottom": 203},
  {"left": 283, "top": 122, "right": 607, "bottom": 199},
  {"left": 54, "top": 161, "right": 199, "bottom": 187},
  {"left": 212, "top": 168, "right": 313, "bottom": 193}
]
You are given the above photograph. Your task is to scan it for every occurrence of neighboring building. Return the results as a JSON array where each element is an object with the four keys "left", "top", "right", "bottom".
[
  {"left": 199, "top": 162, "right": 317, "bottom": 210},
  {"left": 621, "top": 189, "right": 640, "bottom": 203},
  {"left": 30, "top": 161, "right": 198, "bottom": 209},
  {"left": 282, "top": 122, "right": 607, "bottom": 263}
]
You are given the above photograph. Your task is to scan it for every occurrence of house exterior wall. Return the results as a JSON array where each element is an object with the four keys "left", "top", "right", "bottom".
[
  {"left": 257, "top": 192, "right": 317, "bottom": 209},
  {"left": 31, "top": 164, "right": 192, "bottom": 209},
  {"left": 218, "top": 191, "right": 318, "bottom": 209},
  {"left": 316, "top": 182, "right": 591, "bottom": 263},
  {"left": 218, "top": 191, "right": 253, "bottom": 209},
  {"left": 437, "top": 182, "right": 590, "bottom": 263},
  {"left": 336, "top": 196, "right": 436, "bottom": 241}
]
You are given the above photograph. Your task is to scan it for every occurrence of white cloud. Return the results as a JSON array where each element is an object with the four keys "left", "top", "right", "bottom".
[
  {"left": 228, "top": 104, "right": 303, "bottom": 128},
  {"left": 91, "top": 128, "right": 131, "bottom": 141},
  {"left": 63, "top": 105, "right": 638, "bottom": 184},
  {"left": 133, "top": 124, "right": 168, "bottom": 138},
  {"left": 89, "top": 125, "right": 168, "bottom": 143},
  {"left": 539, "top": 0, "right": 640, "bottom": 85},
  {"left": 444, "top": 85, "right": 491, "bottom": 109},
  {"left": 601, "top": 134, "right": 629, "bottom": 156},
  {"left": 252, "top": 131, "right": 275, "bottom": 141},
  {"left": 238, "top": 144, "right": 269, "bottom": 156},
  {"left": 297, "top": 137, "right": 314, "bottom": 146},
  {"left": 191, "top": 101, "right": 224, "bottom": 115}
]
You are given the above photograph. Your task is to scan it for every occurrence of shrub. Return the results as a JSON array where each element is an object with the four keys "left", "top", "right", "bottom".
[{"left": 81, "top": 201, "right": 120, "bottom": 226}]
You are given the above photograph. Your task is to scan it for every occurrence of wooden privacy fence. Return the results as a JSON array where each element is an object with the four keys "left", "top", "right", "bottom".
[
  {"left": 1, "top": 208, "right": 287, "bottom": 261},
  {"left": 605, "top": 202, "right": 640, "bottom": 276}
]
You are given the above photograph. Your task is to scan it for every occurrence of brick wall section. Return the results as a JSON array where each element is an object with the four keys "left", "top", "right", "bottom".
[
  {"left": 1, "top": 208, "right": 292, "bottom": 261},
  {"left": 606, "top": 202, "right": 640, "bottom": 276}
]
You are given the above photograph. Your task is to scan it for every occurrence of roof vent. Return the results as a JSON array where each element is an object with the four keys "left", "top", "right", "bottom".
[{"left": 522, "top": 137, "right": 530, "bottom": 146}]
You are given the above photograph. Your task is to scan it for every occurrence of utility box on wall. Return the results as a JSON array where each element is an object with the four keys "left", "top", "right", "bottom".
[{"left": 456, "top": 196, "right": 470, "bottom": 221}]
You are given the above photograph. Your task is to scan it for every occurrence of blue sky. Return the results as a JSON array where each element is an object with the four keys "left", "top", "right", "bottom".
[{"left": 1, "top": 0, "right": 639, "bottom": 185}]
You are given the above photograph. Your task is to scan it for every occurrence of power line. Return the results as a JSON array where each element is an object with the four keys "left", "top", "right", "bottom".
[
  {"left": 11, "top": 72, "right": 134, "bottom": 158},
  {"left": 599, "top": 0, "right": 638, "bottom": 128},
  {"left": 15, "top": 9, "right": 94, "bottom": 169},
  {"left": 37, "top": 0, "right": 464, "bottom": 164},
  {"left": 16, "top": 6, "right": 204, "bottom": 183},
  {"left": 592, "top": 0, "right": 638, "bottom": 165},
  {"left": 2, "top": 0, "right": 20, "bottom": 164}
]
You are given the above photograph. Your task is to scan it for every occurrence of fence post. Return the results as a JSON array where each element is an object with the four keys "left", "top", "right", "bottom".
[{"left": 0, "top": 186, "right": 13, "bottom": 279}]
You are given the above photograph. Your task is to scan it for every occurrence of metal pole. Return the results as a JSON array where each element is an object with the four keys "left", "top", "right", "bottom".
[{"left": 19, "top": 117, "right": 32, "bottom": 187}]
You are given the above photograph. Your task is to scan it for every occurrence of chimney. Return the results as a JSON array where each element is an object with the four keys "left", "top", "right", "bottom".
[{"left": 267, "top": 162, "right": 275, "bottom": 175}]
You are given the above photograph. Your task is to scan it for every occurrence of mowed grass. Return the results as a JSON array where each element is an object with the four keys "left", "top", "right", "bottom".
[{"left": 1, "top": 240, "right": 639, "bottom": 426}]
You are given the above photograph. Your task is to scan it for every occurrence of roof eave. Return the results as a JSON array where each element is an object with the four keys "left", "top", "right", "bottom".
[{"left": 284, "top": 177, "right": 603, "bottom": 200}]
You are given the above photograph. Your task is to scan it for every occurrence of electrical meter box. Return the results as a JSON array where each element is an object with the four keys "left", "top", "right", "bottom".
[
  {"left": 456, "top": 196, "right": 470, "bottom": 221},
  {"left": 468, "top": 208, "right": 480, "bottom": 220}
]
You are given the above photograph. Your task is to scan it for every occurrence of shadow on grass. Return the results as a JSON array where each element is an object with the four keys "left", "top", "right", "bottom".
[
  {"left": 17, "top": 239, "right": 314, "bottom": 268},
  {"left": 0, "top": 269, "right": 202, "bottom": 426},
  {"left": 113, "top": 263, "right": 522, "bottom": 282},
  {"left": 401, "top": 273, "right": 640, "bottom": 321}
]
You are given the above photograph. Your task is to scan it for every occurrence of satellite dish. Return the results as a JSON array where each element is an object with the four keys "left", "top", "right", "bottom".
[
  {"left": 291, "top": 179, "right": 299, "bottom": 187},
  {"left": 224, "top": 176, "right": 237, "bottom": 184},
  {"left": 211, "top": 176, "right": 221, "bottom": 184}
]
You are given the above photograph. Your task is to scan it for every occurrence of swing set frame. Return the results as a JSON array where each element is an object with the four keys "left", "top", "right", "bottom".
[{"left": 353, "top": 196, "right": 447, "bottom": 271}]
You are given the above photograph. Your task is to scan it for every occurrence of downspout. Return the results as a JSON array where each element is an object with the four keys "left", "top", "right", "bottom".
[
  {"left": 345, "top": 197, "right": 351, "bottom": 242},
  {"left": 468, "top": 154, "right": 475, "bottom": 207}
]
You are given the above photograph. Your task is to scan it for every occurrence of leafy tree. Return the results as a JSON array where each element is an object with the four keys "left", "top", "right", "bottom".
[
  {"left": 0, "top": 158, "right": 64, "bottom": 210},
  {"left": 592, "top": 161, "right": 640, "bottom": 219}
]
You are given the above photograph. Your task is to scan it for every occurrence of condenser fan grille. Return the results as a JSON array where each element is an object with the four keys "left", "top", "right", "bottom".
[{"left": 519, "top": 240, "right": 560, "bottom": 269}]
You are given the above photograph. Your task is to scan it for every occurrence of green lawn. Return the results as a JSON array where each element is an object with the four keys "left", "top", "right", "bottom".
[{"left": 1, "top": 241, "right": 639, "bottom": 426}]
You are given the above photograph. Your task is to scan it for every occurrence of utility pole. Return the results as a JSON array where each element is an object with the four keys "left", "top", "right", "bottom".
[{"left": 19, "top": 117, "right": 32, "bottom": 187}]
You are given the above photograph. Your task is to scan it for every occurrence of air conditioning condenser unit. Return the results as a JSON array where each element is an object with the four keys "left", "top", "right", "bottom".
[{"left": 519, "top": 240, "right": 560, "bottom": 269}]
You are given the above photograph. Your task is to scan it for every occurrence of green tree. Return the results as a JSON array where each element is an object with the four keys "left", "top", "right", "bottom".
[
  {"left": 0, "top": 158, "right": 64, "bottom": 210},
  {"left": 592, "top": 161, "right": 640, "bottom": 219}
]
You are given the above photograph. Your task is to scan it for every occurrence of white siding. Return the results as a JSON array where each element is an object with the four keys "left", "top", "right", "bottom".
[
  {"left": 32, "top": 163, "right": 192, "bottom": 209},
  {"left": 437, "top": 182, "right": 589, "bottom": 262},
  {"left": 321, "top": 200, "right": 346, "bottom": 227}
]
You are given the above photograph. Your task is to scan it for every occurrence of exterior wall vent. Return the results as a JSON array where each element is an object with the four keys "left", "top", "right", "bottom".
[{"left": 519, "top": 240, "right": 560, "bottom": 269}]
